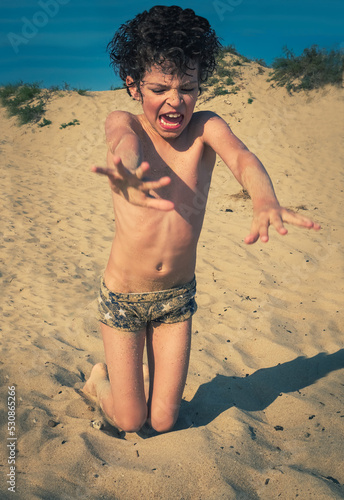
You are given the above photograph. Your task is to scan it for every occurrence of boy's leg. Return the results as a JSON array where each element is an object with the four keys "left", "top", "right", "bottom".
[
  {"left": 146, "top": 318, "right": 192, "bottom": 433},
  {"left": 83, "top": 322, "right": 148, "bottom": 432}
]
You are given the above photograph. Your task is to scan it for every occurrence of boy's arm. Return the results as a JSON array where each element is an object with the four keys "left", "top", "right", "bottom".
[
  {"left": 202, "top": 112, "right": 320, "bottom": 244},
  {"left": 105, "top": 110, "right": 142, "bottom": 171},
  {"left": 91, "top": 111, "right": 174, "bottom": 211}
]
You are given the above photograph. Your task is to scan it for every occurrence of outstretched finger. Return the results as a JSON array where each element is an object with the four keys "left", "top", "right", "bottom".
[
  {"left": 144, "top": 197, "right": 175, "bottom": 211},
  {"left": 258, "top": 223, "right": 270, "bottom": 243},
  {"left": 244, "top": 221, "right": 266, "bottom": 245},
  {"left": 281, "top": 210, "right": 321, "bottom": 230},
  {"left": 270, "top": 213, "right": 288, "bottom": 236},
  {"left": 140, "top": 176, "right": 171, "bottom": 191},
  {"left": 111, "top": 156, "right": 132, "bottom": 178},
  {"left": 91, "top": 165, "right": 123, "bottom": 180},
  {"left": 135, "top": 161, "right": 151, "bottom": 180},
  {"left": 244, "top": 232, "right": 259, "bottom": 245},
  {"left": 112, "top": 158, "right": 152, "bottom": 183}
]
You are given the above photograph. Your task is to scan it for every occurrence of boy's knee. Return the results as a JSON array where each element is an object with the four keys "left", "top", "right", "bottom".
[
  {"left": 150, "top": 415, "right": 177, "bottom": 433},
  {"left": 150, "top": 408, "right": 179, "bottom": 433},
  {"left": 116, "top": 417, "right": 146, "bottom": 433},
  {"left": 114, "top": 408, "right": 147, "bottom": 433}
]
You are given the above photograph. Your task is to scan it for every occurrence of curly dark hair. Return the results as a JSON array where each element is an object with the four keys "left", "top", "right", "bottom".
[{"left": 107, "top": 5, "right": 221, "bottom": 96}]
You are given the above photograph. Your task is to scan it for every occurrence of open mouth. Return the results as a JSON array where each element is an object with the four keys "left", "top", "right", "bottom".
[{"left": 159, "top": 113, "right": 184, "bottom": 129}]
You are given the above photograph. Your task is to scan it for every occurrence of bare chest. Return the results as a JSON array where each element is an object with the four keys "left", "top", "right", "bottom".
[{"left": 141, "top": 133, "right": 215, "bottom": 205}]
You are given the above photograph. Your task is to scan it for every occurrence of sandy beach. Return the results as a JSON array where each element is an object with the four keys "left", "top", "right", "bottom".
[{"left": 1, "top": 59, "right": 344, "bottom": 499}]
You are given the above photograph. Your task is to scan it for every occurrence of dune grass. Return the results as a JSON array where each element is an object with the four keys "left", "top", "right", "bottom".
[
  {"left": 0, "top": 81, "right": 47, "bottom": 125},
  {"left": 0, "top": 81, "right": 88, "bottom": 126},
  {"left": 203, "top": 44, "right": 343, "bottom": 98},
  {"left": 269, "top": 45, "right": 344, "bottom": 92},
  {"left": 202, "top": 45, "right": 266, "bottom": 98},
  {"left": 60, "top": 118, "right": 80, "bottom": 129}
]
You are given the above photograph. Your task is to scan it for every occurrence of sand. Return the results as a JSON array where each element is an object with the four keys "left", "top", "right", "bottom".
[{"left": 0, "top": 61, "right": 343, "bottom": 499}]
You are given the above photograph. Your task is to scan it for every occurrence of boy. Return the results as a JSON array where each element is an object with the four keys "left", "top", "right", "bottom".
[{"left": 83, "top": 6, "right": 320, "bottom": 433}]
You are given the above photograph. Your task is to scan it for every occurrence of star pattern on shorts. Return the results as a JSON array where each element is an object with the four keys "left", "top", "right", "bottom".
[
  {"left": 104, "top": 312, "right": 112, "bottom": 320},
  {"left": 161, "top": 302, "right": 172, "bottom": 312},
  {"left": 118, "top": 308, "right": 126, "bottom": 317}
]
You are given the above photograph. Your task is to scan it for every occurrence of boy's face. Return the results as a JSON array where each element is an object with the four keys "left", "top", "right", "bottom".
[{"left": 128, "top": 62, "right": 199, "bottom": 139}]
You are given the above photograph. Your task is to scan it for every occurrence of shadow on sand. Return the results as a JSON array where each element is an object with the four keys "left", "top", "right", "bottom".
[{"left": 177, "top": 349, "right": 344, "bottom": 429}]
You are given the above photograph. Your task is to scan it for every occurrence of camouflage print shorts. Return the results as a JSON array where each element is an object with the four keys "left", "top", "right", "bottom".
[{"left": 98, "top": 277, "right": 197, "bottom": 332}]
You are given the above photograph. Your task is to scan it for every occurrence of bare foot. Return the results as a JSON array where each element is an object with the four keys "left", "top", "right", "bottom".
[
  {"left": 82, "top": 362, "right": 109, "bottom": 403},
  {"left": 81, "top": 363, "right": 119, "bottom": 427}
]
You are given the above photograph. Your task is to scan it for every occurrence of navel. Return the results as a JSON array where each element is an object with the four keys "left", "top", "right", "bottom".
[{"left": 156, "top": 262, "right": 163, "bottom": 271}]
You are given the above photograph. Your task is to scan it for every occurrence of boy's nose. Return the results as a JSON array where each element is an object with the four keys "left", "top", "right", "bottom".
[{"left": 166, "top": 89, "right": 183, "bottom": 105}]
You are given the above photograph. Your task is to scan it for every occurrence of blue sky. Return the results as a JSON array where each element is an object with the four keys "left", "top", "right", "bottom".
[{"left": 1, "top": 0, "right": 343, "bottom": 91}]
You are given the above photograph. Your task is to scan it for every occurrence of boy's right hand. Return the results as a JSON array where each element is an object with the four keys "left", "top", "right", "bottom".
[{"left": 91, "top": 156, "right": 175, "bottom": 211}]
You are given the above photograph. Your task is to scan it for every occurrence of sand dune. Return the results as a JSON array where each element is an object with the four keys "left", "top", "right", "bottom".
[{"left": 1, "top": 60, "right": 343, "bottom": 499}]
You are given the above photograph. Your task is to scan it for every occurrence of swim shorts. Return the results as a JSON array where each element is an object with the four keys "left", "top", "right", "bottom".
[{"left": 98, "top": 277, "right": 197, "bottom": 332}]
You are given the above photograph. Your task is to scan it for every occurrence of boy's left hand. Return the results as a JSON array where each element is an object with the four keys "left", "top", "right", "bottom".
[{"left": 244, "top": 204, "right": 321, "bottom": 244}]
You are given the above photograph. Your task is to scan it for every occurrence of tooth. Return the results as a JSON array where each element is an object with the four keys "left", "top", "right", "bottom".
[{"left": 160, "top": 117, "right": 179, "bottom": 127}]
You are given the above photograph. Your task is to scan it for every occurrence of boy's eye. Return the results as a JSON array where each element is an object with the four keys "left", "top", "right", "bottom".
[{"left": 151, "top": 88, "right": 196, "bottom": 94}]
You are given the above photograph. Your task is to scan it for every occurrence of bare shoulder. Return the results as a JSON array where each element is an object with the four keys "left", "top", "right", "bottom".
[
  {"left": 105, "top": 110, "right": 143, "bottom": 150},
  {"left": 105, "top": 110, "right": 141, "bottom": 132},
  {"left": 193, "top": 111, "right": 244, "bottom": 150},
  {"left": 190, "top": 111, "right": 230, "bottom": 137},
  {"left": 191, "top": 110, "right": 225, "bottom": 124}
]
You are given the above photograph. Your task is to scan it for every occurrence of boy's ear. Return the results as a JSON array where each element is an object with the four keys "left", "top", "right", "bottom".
[{"left": 126, "top": 76, "right": 141, "bottom": 101}]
